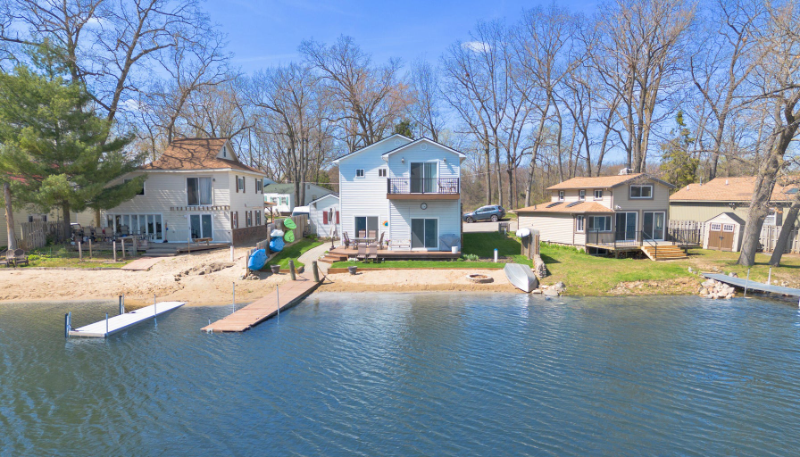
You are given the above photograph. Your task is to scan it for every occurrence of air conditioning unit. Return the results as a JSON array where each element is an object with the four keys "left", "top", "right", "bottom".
[{"left": 618, "top": 168, "right": 632, "bottom": 175}]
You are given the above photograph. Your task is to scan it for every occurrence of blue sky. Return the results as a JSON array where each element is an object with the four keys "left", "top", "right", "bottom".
[{"left": 205, "top": 0, "right": 599, "bottom": 73}]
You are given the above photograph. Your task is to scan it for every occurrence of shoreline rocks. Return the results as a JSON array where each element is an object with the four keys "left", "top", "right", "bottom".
[{"left": 699, "top": 279, "right": 736, "bottom": 300}]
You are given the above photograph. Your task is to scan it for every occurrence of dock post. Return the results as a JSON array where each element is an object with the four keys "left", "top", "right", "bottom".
[
  {"left": 276, "top": 285, "right": 280, "bottom": 316},
  {"left": 232, "top": 282, "right": 236, "bottom": 313},
  {"left": 113, "top": 241, "right": 117, "bottom": 262},
  {"left": 121, "top": 239, "right": 125, "bottom": 259},
  {"left": 745, "top": 269, "right": 750, "bottom": 297},
  {"left": 65, "top": 312, "right": 71, "bottom": 338},
  {"left": 89, "top": 238, "right": 92, "bottom": 259},
  {"left": 767, "top": 267, "right": 772, "bottom": 285},
  {"left": 494, "top": 249, "right": 498, "bottom": 263},
  {"left": 312, "top": 261, "right": 319, "bottom": 282},
  {"left": 119, "top": 295, "right": 124, "bottom": 315},
  {"left": 230, "top": 245, "right": 235, "bottom": 263},
  {"left": 78, "top": 242, "right": 82, "bottom": 262},
  {"left": 105, "top": 313, "right": 109, "bottom": 336},
  {"left": 289, "top": 260, "right": 296, "bottom": 280}
]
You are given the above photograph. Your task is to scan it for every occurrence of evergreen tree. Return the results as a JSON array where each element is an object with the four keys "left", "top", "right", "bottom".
[
  {"left": 392, "top": 119, "right": 414, "bottom": 138},
  {"left": 659, "top": 111, "right": 699, "bottom": 191},
  {"left": 0, "top": 45, "right": 145, "bottom": 240}
]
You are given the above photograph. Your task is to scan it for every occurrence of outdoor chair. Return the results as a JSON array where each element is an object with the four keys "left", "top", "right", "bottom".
[
  {"left": 356, "top": 244, "right": 367, "bottom": 261},
  {"left": 358, "top": 230, "right": 366, "bottom": 239},
  {"left": 343, "top": 232, "right": 351, "bottom": 249},
  {"left": 12, "top": 249, "right": 28, "bottom": 267},
  {"left": 367, "top": 245, "right": 378, "bottom": 262},
  {"left": 0, "top": 249, "right": 7, "bottom": 267},
  {"left": 5, "top": 249, "right": 16, "bottom": 267},
  {"left": 368, "top": 230, "right": 377, "bottom": 240}
]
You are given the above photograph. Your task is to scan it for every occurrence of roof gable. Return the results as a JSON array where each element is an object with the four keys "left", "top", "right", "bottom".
[
  {"left": 142, "top": 138, "right": 263, "bottom": 175},
  {"left": 706, "top": 212, "right": 746, "bottom": 225},
  {"left": 332, "top": 134, "right": 414, "bottom": 164},
  {"left": 381, "top": 137, "right": 466, "bottom": 162},
  {"left": 670, "top": 176, "right": 798, "bottom": 202}
]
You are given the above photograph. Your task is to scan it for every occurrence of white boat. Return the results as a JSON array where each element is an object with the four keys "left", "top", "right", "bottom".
[{"left": 504, "top": 263, "right": 539, "bottom": 293}]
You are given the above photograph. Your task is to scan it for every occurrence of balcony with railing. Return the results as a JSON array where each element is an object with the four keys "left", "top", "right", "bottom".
[{"left": 386, "top": 178, "right": 460, "bottom": 200}]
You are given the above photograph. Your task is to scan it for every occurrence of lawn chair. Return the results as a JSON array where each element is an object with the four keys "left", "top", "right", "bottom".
[
  {"left": 358, "top": 230, "right": 366, "bottom": 238},
  {"left": 367, "top": 244, "right": 378, "bottom": 262},
  {"left": 343, "top": 232, "right": 351, "bottom": 249},
  {"left": 368, "top": 230, "right": 377, "bottom": 242},
  {"left": 377, "top": 232, "right": 385, "bottom": 249},
  {"left": 0, "top": 249, "right": 7, "bottom": 267},
  {"left": 12, "top": 249, "right": 28, "bottom": 267},
  {"left": 356, "top": 244, "right": 367, "bottom": 261}
]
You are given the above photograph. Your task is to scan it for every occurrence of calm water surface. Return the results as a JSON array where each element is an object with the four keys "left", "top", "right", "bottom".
[{"left": 1, "top": 293, "right": 800, "bottom": 456}]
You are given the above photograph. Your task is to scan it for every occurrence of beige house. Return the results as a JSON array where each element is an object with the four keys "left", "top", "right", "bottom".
[
  {"left": 516, "top": 173, "right": 685, "bottom": 260},
  {"left": 670, "top": 176, "right": 799, "bottom": 226},
  {"left": 102, "top": 138, "right": 267, "bottom": 245}
]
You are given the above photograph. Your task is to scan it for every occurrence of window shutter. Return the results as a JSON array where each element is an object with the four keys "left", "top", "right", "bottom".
[
  {"left": 322, "top": 211, "right": 328, "bottom": 224},
  {"left": 235, "top": 176, "right": 239, "bottom": 193},
  {"left": 243, "top": 177, "right": 246, "bottom": 193},
  {"left": 335, "top": 211, "right": 340, "bottom": 224}
]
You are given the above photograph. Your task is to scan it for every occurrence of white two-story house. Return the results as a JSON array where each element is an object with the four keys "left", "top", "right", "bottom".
[
  {"left": 333, "top": 134, "right": 465, "bottom": 252},
  {"left": 102, "top": 138, "right": 267, "bottom": 245},
  {"left": 516, "top": 172, "right": 682, "bottom": 259}
]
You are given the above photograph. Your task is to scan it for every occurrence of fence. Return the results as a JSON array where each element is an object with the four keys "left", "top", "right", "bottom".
[
  {"left": 18, "top": 221, "right": 61, "bottom": 250},
  {"left": 669, "top": 219, "right": 800, "bottom": 253}
]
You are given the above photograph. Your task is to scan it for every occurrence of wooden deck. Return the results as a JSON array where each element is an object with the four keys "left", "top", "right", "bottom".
[
  {"left": 202, "top": 275, "right": 320, "bottom": 333},
  {"left": 328, "top": 247, "right": 460, "bottom": 260}
]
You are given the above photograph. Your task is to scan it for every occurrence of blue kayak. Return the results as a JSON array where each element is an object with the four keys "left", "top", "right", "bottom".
[
  {"left": 269, "top": 237, "right": 285, "bottom": 253},
  {"left": 248, "top": 249, "right": 267, "bottom": 270}
]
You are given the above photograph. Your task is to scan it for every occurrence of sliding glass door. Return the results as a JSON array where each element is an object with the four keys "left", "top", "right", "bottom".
[
  {"left": 615, "top": 212, "right": 637, "bottom": 242},
  {"left": 643, "top": 211, "right": 665, "bottom": 240},
  {"left": 190, "top": 214, "right": 213, "bottom": 240},
  {"left": 411, "top": 218, "right": 438, "bottom": 249},
  {"left": 410, "top": 162, "right": 438, "bottom": 193},
  {"left": 354, "top": 216, "right": 379, "bottom": 238}
]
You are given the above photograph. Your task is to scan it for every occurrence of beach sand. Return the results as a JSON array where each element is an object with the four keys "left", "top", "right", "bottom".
[{"left": 0, "top": 248, "right": 519, "bottom": 306}]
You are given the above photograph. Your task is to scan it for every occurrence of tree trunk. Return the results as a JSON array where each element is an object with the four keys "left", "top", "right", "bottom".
[
  {"left": 484, "top": 145, "right": 492, "bottom": 205},
  {"left": 769, "top": 200, "right": 800, "bottom": 266},
  {"left": 62, "top": 202, "right": 72, "bottom": 243},
  {"left": 494, "top": 143, "right": 503, "bottom": 207},
  {"left": 3, "top": 183, "right": 17, "bottom": 250},
  {"left": 94, "top": 207, "right": 101, "bottom": 227}
]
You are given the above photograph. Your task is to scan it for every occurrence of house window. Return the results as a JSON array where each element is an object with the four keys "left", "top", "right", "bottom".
[
  {"left": 378, "top": 168, "right": 387, "bottom": 177},
  {"left": 710, "top": 223, "right": 722, "bottom": 231},
  {"left": 124, "top": 178, "right": 145, "bottom": 196},
  {"left": 630, "top": 184, "right": 653, "bottom": 199},
  {"left": 558, "top": 191, "right": 565, "bottom": 201},
  {"left": 256, "top": 211, "right": 262, "bottom": 226},
  {"left": 723, "top": 224, "right": 735, "bottom": 232},
  {"left": 579, "top": 190, "right": 586, "bottom": 201},
  {"left": 594, "top": 190, "right": 603, "bottom": 200},
  {"left": 221, "top": 147, "right": 227, "bottom": 158},
  {"left": 237, "top": 176, "right": 246, "bottom": 193},
  {"left": 576, "top": 215, "right": 585, "bottom": 232},
  {"left": 256, "top": 179, "right": 263, "bottom": 193},
  {"left": 588, "top": 216, "right": 612, "bottom": 232},
  {"left": 187, "top": 177, "right": 212, "bottom": 206},
  {"left": 280, "top": 196, "right": 288, "bottom": 206},
  {"left": 356, "top": 169, "right": 365, "bottom": 178},
  {"left": 271, "top": 197, "right": 279, "bottom": 204},
  {"left": 246, "top": 211, "right": 252, "bottom": 227}
]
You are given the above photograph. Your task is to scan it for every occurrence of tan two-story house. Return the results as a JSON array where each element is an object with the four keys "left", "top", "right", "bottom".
[{"left": 516, "top": 172, "right": 681, "bottom": 259}]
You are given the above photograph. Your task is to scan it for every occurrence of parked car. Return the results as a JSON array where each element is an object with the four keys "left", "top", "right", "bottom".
[{"left": 463, "top": 205, "right": 506, "bottom": 223}]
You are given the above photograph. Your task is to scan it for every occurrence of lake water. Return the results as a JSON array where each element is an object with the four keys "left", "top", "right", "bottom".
[{"left": 2, "top": 293, "right": 800, "bottom": 456}]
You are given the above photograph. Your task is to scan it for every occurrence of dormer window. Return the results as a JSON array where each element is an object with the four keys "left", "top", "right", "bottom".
[
  {"left": 594, "top": 190, "right": 603, "bottom": 200},
  {"left": 579, "top": 190, "right": 586, "bottom": 201},
  {"left": 558, "top": 190, "right": 565, "bottom": 201},
  {"left": 222, "top": 147, "right": 227, "bottom": 158}
]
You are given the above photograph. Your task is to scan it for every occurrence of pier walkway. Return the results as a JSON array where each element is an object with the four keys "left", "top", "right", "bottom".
[
  {"left": 703, "top": 273, "right": 800, "bottom": 299},
  {"left": 202, "top": 275, "right": 321, "bottom": 333},
  {"left": 69, "top": 301, "right": 185, "bottom": 338}
]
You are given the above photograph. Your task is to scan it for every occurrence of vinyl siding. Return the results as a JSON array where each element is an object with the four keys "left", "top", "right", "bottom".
[
  {"left": 550, "top": 189, "right": 612, "bottom": 208},
  {"left": 386, "top": 142, "right": 461, "bottom": 180},
  {"left": 309, "top": 195, "right": 339, "bottom": 238},
  {"left": 518, "top": 214, "right": 575, "bottom": 245},
  {"left": 389, "top": 200, "right": 461, "bottom": 250}
]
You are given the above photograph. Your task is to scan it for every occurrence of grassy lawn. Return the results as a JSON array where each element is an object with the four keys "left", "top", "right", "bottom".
[
  {"left": 6, "top": 245, "right": 132, "bottom": 269},
  {"left": 264, "top": 238, "right": 323, "bottom": 269}
]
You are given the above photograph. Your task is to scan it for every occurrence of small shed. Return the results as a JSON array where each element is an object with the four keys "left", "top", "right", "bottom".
[
  {"left": 703, "top": 212, "right": 745, "bottom": 252},
  {"left": 308, "top": 194, "right": 340, "bottom": 239}
]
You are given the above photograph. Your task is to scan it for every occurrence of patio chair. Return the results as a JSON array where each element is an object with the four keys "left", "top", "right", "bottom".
[
  {"left": 358, "top": 230, "right": 366, "bottom": 238},
  {"left": 6, "top": 249, "right": 16, "bottom": 267},
  {"left": 12, "top": 249, "right": 28, "bottom": 267},
  {"left": 356, "top": 244, "right": 367, "bottom": 261},
  {"left": 368, "top": 230, "right": 377, "bottom": 241},
  {"left": 343, "top": 232, "right": 351, "bottom": 249},
  {"left": 367, "top": 244, "right": 378, "bottom": 262}
]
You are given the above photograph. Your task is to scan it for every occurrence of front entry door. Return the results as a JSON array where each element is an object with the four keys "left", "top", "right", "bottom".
[
  {"left": 643, "top": 211, "right": 665, "bottom": 240},
  {"left": 190, "top": 214, "right": 213, "bottom": 240},
  {"left": 615, "top": 212, "right": 637, "bottom": 241}
]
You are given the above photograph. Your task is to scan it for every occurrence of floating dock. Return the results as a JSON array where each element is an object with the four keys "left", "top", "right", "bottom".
[
  {"left": 702, "top": 273, "right": 800, "bottom": 298},
  {"left": 68, "top": 301, "right": 185, "bottom": 338},
  {"left": 202, "top": 275, "right": 320, "bottom": 333}
]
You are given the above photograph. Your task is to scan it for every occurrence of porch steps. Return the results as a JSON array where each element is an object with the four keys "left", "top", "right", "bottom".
[
  {"left": 641, "top": 245, "right": 689, "bottom": 261},
  {"left": 319, "top": 253, "right": 348, "bottom": 265}
]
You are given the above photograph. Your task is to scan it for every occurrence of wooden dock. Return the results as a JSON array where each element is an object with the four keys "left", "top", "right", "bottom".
[
  {"left": 703, "top": 273, "right": 800, "bottom": 299},
  {"left": 202, "top": 275, "right": 321, "bottom": 333},
  {"left": 68, "top": 301, "right": 185, "bottom": 338}
]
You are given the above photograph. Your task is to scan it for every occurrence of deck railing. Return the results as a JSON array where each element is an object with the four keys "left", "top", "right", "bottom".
[{"left": 387, "top": 178, "right": 460, "bottom": 195}]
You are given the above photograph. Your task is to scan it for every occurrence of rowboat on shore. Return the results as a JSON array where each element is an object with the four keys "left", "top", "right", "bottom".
[{"left": 504, "top": 263, "right": 539, "bottom": 293}]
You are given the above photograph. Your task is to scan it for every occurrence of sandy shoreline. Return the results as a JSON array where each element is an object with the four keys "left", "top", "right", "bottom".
[{"left": 0, "top": 248, "right": 520, "bottom": 307}]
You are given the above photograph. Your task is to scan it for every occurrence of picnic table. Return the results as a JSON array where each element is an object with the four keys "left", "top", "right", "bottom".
[
  {"left": 193, "top": 237, "right": 213, "bottom": 246},
  {"left": 353, "top": 237, "right": 376, "bottom": 247}
]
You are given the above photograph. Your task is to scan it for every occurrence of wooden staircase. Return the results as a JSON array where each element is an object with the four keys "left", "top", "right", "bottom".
[
  {"left": 641, "top": 244, "right": 689, "bottom": 261},
  {"left": 319, "top": 252, "right": 348, "bottom": 265}
]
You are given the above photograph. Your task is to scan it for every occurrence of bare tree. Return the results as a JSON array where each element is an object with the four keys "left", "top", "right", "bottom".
[{"left": 408, "top": 59, "right": 446, "bottom": 142}]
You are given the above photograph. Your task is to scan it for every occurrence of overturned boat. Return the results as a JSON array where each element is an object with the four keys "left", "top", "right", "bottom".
[{"left": 504, "top": 263, "right": 539, "bottom": 293}]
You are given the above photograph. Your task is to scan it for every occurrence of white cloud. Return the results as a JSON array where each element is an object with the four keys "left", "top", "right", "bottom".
[
  {"left": 84, "top": 17, "right": 108, "bottom": 28},
  {"left": 461, "top": 41, "right": 491, "bottom": 53},
  {"left": 122, "top": 99, "right": 142, "bottom": 113}
]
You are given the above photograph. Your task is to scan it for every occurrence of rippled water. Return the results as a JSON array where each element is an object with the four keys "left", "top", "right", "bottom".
[{"left": 2, "top": 293, "right": 800, "bottom": 456}]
